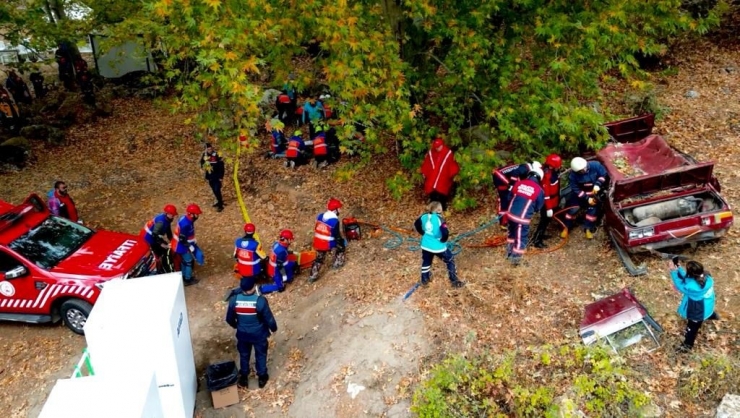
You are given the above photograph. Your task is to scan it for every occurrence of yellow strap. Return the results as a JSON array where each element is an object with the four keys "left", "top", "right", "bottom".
[{"left": 233, "top": 139, "right": 267, "bottom": 258}]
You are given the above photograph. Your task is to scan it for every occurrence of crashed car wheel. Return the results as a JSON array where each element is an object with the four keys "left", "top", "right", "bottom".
[{"left": 60, "top": 299, "right": 93, "bottom": 335}]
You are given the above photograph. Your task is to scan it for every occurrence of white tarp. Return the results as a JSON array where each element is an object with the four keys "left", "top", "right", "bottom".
[{"left": 90, "top": 35, "right": 157, "bottom": 78}]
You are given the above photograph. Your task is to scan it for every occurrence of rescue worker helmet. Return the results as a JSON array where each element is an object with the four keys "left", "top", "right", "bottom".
[
  {"left": 571, "top": 157, "right": 588, "bottom": 172},
  {"left": 545, "top": 153, "right": 563, "bottom": 170},
  {"left": 531, "top": 161, "right": 542, "bottom": 171},
  {"left": 293, "top": 130, "right": 303, "bottom": 137},
  {"left": 432, "top": 138, "right": 444, "bottom": 149},
  {"left": 327, "top": 198, "right": 343, "bottom": 211},
  {"left": 244, "top": 223, "right": 256, "bottom": 234},
  {"left": 279, "top": 229, "right": 294, "bottom": 241},
  {"left": 163, "top": 204, "right": 178, "bottom": 216},
  {"left": 528, "top": 168, "right": 544, "bottom": 182},
  {"left": 186, "top": 204, "right": 203, "bottom": 215}
]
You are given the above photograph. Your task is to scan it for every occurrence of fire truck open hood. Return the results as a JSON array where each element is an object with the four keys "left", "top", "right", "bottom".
[
  {"left": 611, "top": 162, "right": 715, "bottom": 202},
  {"left": 52, "top": 231, "right": 149, "bottom": 278}
]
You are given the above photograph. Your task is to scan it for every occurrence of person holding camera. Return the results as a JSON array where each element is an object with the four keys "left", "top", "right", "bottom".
[{"left": 668, "top": 259, "right": 718, "bottom": 353}]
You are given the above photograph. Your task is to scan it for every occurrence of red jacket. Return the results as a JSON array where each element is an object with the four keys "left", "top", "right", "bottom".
[
  {"left": 420, "top": 145, "right": 459, "bottom": 196},
  {"left": 541, "top": 167, "right": 561, "bottom": 211}
]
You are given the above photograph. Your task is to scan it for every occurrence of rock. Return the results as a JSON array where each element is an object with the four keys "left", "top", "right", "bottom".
[
  {"left": 20, "top": 125, "right": 50, "bottom": 140},
  {"left": 1, "top": 136, "right": 31, "bottom": 150},
  {"left": 133, "top": 86, "right": 161, "bottom": 99},
  {"left": 721, "top": 87, "right": 731, "bottom": 95},
  {"left": 723, "top": 66, "right": 735, "bottom": 74},
  {"left": 639, "top": 402, "right": 663, "bottom": 418},
  {"left": 258, "top": 88, "right": 282, "bottom": 123},
  {"left": 716, "top": 394, "right": 740, "bottom": 418},
  {"left": 47, "top": 127, "right": 66, "bottom": 145},
  {"left": 57, "top": 94, "right": 84, "bottom": 123},
  {"left": 0, "top": 143, "right": 29, "bottom": 166},
  {"left": 684, "top": 90, "right": 700, "bottom": 99},
  {"left": 95, "top": 100, "right": 114, "bottom": 117}
]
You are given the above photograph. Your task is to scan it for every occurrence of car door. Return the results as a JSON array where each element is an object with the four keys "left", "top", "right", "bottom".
[{"left": 0, "top": 249, "right": 39, "bottom": 313}]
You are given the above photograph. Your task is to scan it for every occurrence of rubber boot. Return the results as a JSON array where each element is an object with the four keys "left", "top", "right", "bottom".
[
  {"left": 332, "top": 251, "right": 345, "bottom": 269},
  {"left": 308, "top": 262, "right": 322, "bottom": 283},
  {"left": 560, "top": 229, "right": 569, "bottom": 239},
  {"left": 585, "top": 229, "right": 594, "bottom": 240}
]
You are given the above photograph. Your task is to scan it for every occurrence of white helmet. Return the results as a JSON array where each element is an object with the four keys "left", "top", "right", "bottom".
[
  {"left": 528, "top": 167, "right": 544, "bottom": 181},
  {"left": 531, "top": 161, "right": 542, "bottom": 170},
  {"left": 571, "top": 157, "right": 588, "bottom": 172}
]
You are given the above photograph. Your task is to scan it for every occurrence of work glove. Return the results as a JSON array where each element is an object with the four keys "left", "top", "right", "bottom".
[
  {"left": 592, "top": 185, "right": 600, "bottom": 194},
  {"left": 189, "top": 245, "right": 196, "bottom": 253},
  {"left": 546, "top": 209, "right": 553, "bottom": 218},
  {"left": 588, "top": 197, "right": 597, "bottom": 206}
]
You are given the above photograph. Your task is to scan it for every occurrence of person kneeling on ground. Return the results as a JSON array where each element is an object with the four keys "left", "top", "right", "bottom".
[
  {"left": 668, "top": 259, "right": 719, "bottom": 353},
  {"left": 309, "top": 198, "right": 346, "bottom": 283},
  {"left": 260, "top": 229, "right": 299, "bottom": 294},
  {"left": 225, "top": 277, "right": 277, "bottom": 389},
  {"left": 413, "top": 201, "right": 465, "bottom": 288},
  {"left": 285, "top": 130, "right": 308, "bottom": 169}
]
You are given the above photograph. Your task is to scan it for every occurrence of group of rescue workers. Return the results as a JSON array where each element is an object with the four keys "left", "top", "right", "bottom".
[{"left": 420, "top": 136, "right": 609, "bottom": 266}]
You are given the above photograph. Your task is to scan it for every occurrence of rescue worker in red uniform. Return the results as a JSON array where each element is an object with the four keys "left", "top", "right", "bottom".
[
  {"left": 311, "top": 124, "right": 330, "bottom": 169},
  {"left": 309, "top": 198, "right": 345, "bottom": 283},
  {"left": 234, "top": 223, "right": 266, "bottom": 286},
  {"left": 260, "top": 230, "right": 299, "bottom": 294},
  {"left": 505, "top": 168, "right": 545, "bottom": 265},
  {"left": 275, "top": 90, "right": 296, "bottom": 126},
  {"left": 226, "top": 277, "right": 278, "bottom": 389},
  {"left": 141, "top": 204, "right": 178, "bottom": 272},
  {"left": 171, "top": 204, "right": 202, "bottom": 286},
  {"left": 420, "top": 137, "right": 459, "bottom": 211},
  {"left": 564, "top": 157, "right": 609, "bottom": 239},
  {"left": 285, "top": 130, "right": 307, "bottom": 169},
  {"left": 532, "top": 154, "right": 562, "bottom": 248},
  {"left": 492, "top": 161, "right": 541, "bottom": 229}
]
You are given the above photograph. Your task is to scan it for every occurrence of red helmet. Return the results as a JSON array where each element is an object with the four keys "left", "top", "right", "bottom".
[
  {"left": 186, "top": 204, "right": 202, "bottom": 215},
  {"left": 432, "top": 138, "right": 444, "bottom": 149},
  {"left": 327, "top": 198, "right": 343, "bottom": 211},
  {"left": 545, "top": 153, "right": 562, "bottom": 170},
  {"left": 163, "top": 204, "right": 178, "bottom": 216},
  {"left": 279, "top": 229, "right": 294, "bottom": 241},
  {"left": 244, "top": 223, "right": 256, "bottom": 234}
]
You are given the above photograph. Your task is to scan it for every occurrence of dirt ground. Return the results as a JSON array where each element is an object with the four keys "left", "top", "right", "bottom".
[{"left": 1, "top": 22, "right": 740, "bottom": 418}]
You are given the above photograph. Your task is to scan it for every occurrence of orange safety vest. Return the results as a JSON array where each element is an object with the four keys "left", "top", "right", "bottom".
[{"left": 313, "top": 136, "right": 327, "bottom": 156}]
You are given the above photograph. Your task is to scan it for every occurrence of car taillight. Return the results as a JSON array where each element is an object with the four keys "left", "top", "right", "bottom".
[{"left": 714, "top": 211, "right": 733, "bottom": 224}]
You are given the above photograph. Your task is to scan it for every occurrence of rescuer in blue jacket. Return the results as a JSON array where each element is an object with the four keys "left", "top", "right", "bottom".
[
  {"left": 225, "top": 223, "right": 266, "bottom": 300},
  {"left": 260, "top": 230, "right": 299, "bottom": 294},
  {"left": 492, "top": 161, "right": 541, "bottom": 229},
  {"left": 226, "top": 277, "right": 278, "bottom": 389},
  {"left": 141, "top": 204, "right": 178, "bottom": 258},
  {"left": 563, "top": 157, "right": 608, "bottom": 239},
  {"left": 505, "top": 169, "right": 545, "bottom": 265},
  {"left": 413, "top": 201, "right": 465, "bottom": 288},
  {"left": 668, "top": 259, "right": 718, "bottom": 352},
  {"left": 171, "top": 204, "right": 202, "bottom": 286}
]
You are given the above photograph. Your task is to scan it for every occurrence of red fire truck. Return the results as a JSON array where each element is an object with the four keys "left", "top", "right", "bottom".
[{"left": 0, "top": 194, "right": 153, "bottom": 334}]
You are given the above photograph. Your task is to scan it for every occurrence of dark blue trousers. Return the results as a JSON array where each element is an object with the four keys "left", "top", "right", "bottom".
[{"left": 237, "top": 339, "right": 269, "bottom": 377}]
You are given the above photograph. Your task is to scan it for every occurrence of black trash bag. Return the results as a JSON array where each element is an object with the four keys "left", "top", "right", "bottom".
[{"left": 206, "top": 361, "right": 238, "bottom": 391}]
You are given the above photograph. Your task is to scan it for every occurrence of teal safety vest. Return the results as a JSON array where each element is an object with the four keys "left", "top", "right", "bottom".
[{"left": 420, "top": 213, "right": 446, "bottom": 253}]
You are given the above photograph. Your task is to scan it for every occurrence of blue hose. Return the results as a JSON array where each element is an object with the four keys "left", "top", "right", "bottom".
[{"left": 381, "top": 215, "right": 502, "bottom": 255}]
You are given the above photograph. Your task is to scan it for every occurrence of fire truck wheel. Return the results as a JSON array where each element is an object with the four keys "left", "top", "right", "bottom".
[{"left": 60, "top": 299, "right": 93, "bottom": 335}]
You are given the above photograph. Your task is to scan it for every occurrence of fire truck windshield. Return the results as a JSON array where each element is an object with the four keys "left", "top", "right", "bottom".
[{"left": 8, "top": 216, "right": 93, "bottom": 269}]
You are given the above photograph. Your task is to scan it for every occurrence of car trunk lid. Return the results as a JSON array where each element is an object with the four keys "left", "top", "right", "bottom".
[{"left": 612, "top": 162, "right": 715, "bottom": 202}]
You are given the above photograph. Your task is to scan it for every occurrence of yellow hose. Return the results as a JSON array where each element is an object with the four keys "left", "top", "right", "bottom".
[{"left": 233, "top": 138, "right": 267, "bottom": 258}]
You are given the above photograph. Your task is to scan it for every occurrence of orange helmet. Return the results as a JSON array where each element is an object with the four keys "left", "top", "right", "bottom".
[
  {"left": 327, "top": 198, "right": 343, "bottom": 211},
  {"left": 186, "top": 204, "right": 202, "bottom": 215},
  {"left": 163, "top": 204, "right": 178, "bottom": 216},
  {"left": 279, "top": 229, "right": 294, "bottom": 241},
  {"left": 545, "top": 153, "right": 562, "bottom": 170},
  {"left": 244, "top": 223, "right": 256, "bottom": 234}
]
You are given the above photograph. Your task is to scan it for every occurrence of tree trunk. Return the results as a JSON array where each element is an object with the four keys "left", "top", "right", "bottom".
[
  {"left": 49, "top": 0, "right": 67, "bottom": 21},
  {"left": 42, "top": 0, "right": 56, "bottom": 24}
]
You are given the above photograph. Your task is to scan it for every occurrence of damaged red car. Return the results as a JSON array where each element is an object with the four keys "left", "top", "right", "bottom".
[{"left": 596, "top": 114, "right": 733, "bottom": 275}]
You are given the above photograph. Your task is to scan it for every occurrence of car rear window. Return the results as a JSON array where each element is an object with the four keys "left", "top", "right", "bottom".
[{"left": 9, "top": 216, "right": 93, "bottom": 269}]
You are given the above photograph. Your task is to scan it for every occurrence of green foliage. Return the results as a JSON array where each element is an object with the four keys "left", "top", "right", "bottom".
[
  {"left": 624, "top": 88, "right": 671, "bottom": 120},
  {"left": 412, "top": 344, "right": 650, "bottom": 418},
  {"left": 678, "top": 352, "right": 740, "bottom": 403},
  {"left": 2, "top": 0, "right": 726, "bottom": 204},
  {"left": 386, "top": 171, "right": 415, "bottom": 200}
]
